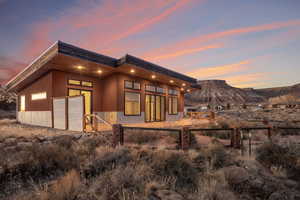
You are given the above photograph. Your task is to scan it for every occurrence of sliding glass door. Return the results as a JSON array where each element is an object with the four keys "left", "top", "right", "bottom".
[{"left": 145, "top": 95, "right": 165, "bottom": 122}]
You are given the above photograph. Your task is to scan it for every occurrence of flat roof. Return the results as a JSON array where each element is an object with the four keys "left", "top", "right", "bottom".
[{"left": 6, "top": 41, "right": 197, "bottom": 91}]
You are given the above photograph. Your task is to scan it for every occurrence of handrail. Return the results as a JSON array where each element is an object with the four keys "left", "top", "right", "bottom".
[
  {"left": 84, "top": 114, "right": 112, "bottom": 127},
  {"left": 84, "top": 114, "right": 112, "bottom": 131}
]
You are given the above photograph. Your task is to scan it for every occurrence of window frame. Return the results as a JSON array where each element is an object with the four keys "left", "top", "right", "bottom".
[
  {"left": 68, "top": 79, "right": 81, "bottom": 86},
  {"left": 168, "top": 89, "right": 178, "bottom": 96},
  {"left": 124, "top": 91, "right": 141, "bottom": 116},
  {"left": 31, "top": 92, "right": 47, "bottom": 101},
  {"left": 145, "top": 84, "right": 156, "bottom": 92},
  {"left": 68, "top": 79, "right": 93, "bottom": 88},
  {"left": 81, "top": 81, "right": 93, "bottom": 88},
  {"left": 168, "top": 96, "right": 178, "bottom": 115},
  {"left": 124, "top": 80, "right": 141, "bottom": 90},
  {"left": 156, "top": 86, "right": 166, "bottom": 94}
]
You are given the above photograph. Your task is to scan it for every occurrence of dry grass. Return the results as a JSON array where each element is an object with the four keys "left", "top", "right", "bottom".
[{"left": 0, "top": 119, "right": 70, "bottom": 138}]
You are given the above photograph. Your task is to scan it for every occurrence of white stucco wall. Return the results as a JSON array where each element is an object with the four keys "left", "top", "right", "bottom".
[{"left": 17, "top": 111, "right": 52, "bottom": 127}]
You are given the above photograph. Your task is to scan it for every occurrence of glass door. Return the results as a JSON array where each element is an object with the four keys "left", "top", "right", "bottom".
[
  {"left": 68, "top": 89, "right": 92, "bottom": 116},
  {"left": 145, "top": 94, "right": 165, "bottom": 122}
]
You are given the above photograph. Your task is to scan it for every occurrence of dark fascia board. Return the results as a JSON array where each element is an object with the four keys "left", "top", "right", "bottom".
[
  {"left": 117, "top": 54, "right": 197, "bottom": 84},
  {"left": 57, "top": 41, "right": 117, "bottom": 67}
]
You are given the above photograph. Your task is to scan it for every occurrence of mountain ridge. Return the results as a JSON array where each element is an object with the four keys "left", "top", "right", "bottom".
[{"left": 186, "top": 80, "right": 300, "bottom": 106}]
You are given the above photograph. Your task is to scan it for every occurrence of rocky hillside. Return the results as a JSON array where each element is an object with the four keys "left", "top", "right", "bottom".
[
  {"left": 256, "top": 83, "right": 300, "bottom": 99},
  {"left": 185, "top": 80, "right": 266, "bottom": 105}
]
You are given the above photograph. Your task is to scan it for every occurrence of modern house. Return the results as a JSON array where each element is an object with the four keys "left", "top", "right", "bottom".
[{"left": 5, "top": 41, "right": 197, "bottom": 131}]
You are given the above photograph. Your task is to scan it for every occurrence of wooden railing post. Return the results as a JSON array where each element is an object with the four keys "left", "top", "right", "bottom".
[
  {"left": 112, "top": 124, "right": 124, "bottom": 147},
  {"left": 181, "top": 126, "right": 190, "bottom": 150}
]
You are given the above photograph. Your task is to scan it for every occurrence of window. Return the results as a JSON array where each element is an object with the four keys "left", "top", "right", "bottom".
[
  {"left": 31, "top": 92, "right": 47, "bottom": 100},
  {"left": 125, "top": 80, "right": 140, "bottom": 90},
  {"left": 145, "top": 85, "right": 156, "bottom": 92},
  {"left": 68, "top": 79, "right": 93, "bottom": 87},
  {"left": 68, "top": 79, "right": 81, "bottom": 85},
  {"left": 82, "top": 81, "right": 93, "bottom": 87},
  {"left": 125, "top": 92, "right": 140, "bottom": 115},
  {"left": 168, "top": 89, "right": 178, "bottom": 96},
  {"left": 168, "top": 96, "right": 178, "bottom": 115},
  {"left": 156, "top": 87, "right": 166, "bottom": 94},
  {"left": 133, "top": 82, "right": 141, "bottom": 90},
  {"left": 20, "top": 95, "right": 25, "bottom": 111}
]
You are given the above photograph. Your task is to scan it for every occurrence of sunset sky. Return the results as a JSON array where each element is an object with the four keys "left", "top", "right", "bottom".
[{"left": 1, "top": 0, "right": 300, "bottom": 88}]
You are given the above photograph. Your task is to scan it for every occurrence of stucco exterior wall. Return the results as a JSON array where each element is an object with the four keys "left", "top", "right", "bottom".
[{"left": 17, "top": 111, "right": 52, "bottom": 127}]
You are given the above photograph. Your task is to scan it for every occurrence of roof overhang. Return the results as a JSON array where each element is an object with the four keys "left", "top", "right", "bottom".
[{"left": 6, "top": 41, "right": 197, "bottom": 92}]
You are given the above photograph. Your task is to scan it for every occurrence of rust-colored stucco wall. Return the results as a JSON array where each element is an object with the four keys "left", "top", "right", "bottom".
[
  {"left": 100, "top": 74, "right": 118, "bottom": 112},
  {"left": 18, "top": 71, "right": 53, "bottom": 111},
  {"left": 18, "top": 70, "right": 184, "bottom": 114}
]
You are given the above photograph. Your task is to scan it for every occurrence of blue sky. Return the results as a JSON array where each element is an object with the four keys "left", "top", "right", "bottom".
[{"left": 0, "top": 0, "right": 300, "bottom": 88}]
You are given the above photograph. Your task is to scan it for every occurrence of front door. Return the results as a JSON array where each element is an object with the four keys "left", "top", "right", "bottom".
[
  {"left": 145, "top": 94, "right": 165, "bottom": 122},
  {"left": 68, "top": 89, "right": 92, "bottom": 116}
]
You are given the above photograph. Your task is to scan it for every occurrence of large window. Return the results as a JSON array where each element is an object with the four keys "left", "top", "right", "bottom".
[
  {"left": 20, "top": 95, "right": 25, "bottom": 111},
  {"left": 31, "top": 92, "right": 47, "bottom": 100},
  {"left": 168, "top": 96, "right": 178, "bottom": 115},
  {"left": 125, "top": 92, "right": 140, "bottom": 115}
]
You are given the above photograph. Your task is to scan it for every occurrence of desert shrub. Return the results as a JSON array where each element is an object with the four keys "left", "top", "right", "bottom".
[
  {"left": 82, "top": 147, "right": 132, "bottom": 179},
  {"left": 27, "top": 143, "right": 79, "bottom": 174},
  {"left": 40, "top": 169, "right": 82, "bottom": 200},
  {"left": 191, "top": 171, "right": 237, "bottom": 200},
  {"left": 200, "top": 142, "right": 233, "bottom": 170},
  {"left": 202, "top": 131, "right": 231, "bottom": 140},
  {"left": 256, "top": 142, "right": 294, "bottom": 168},
  {"left": 256, "top": 142, "right": 300, "bottom": 179},
  {"left": 86, "top": 163, "right": 153, "bottom": 200},
  {"left": 0, "top": 143, "right": 79, "bottom": 192},
  {"left": 0, "top": 143, "right": 79, "bottom": 198},
  {"left": 125, "top": 130, "right": 161, "bottom": 144},
  {"left": 74, "top": 136, "right": 110, "bottom": 159},
  {"left": 53, "top": 135, "right": 74, "bottom": 149},
  {"left": 150, "top": 150, "right": 198, "bottom": 191},
  {"left": 13, "top": 170, "right": 83, "bottom": 200}
]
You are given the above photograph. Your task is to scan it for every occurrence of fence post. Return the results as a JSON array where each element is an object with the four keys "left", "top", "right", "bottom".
[
  {"left": 181, "top": 126, "right": 190, "bottom": 150},
  {"left": 267, "top": 126, "right": 272, "bottom": 140},
  {"left": 235, "top": 128, "right": 241, "bottom": 148},
  {"left": 248, "top": 130, "right": 252, "bottom": 156},
  {"left": 112, "top": 124, "right": 124, "bottom": 147},
  {"left": 240, "top": 130, "right": 244, "bottom": 156},
  {"left": 230, "top": 128, "right": 235, "bottom": 147}
]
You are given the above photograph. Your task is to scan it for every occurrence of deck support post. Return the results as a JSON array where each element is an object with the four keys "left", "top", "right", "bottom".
[{"left": 112, "top": 124, "right": 124, "bottom": 147}]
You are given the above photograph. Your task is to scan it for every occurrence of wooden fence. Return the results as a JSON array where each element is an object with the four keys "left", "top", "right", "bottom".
[{"left": 112, "top": 124, "right": 300, "bottom": 155}]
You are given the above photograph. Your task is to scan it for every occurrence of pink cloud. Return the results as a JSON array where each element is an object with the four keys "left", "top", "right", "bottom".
[
  {"left": 0, "top": 56, "right": 26, "bottom": 85},
  {"left": 19, "top": 0, "right": 196, "bottom": 62},
  {"left": 187, "top": 60, "right": 251, "bottom": 79},
  {"left": 144, "top": 19, "right": 300, "bottom": 60}
]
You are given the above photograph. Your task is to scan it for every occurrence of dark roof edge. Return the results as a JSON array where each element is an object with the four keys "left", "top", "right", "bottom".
[
  {"left": 57, "top": 41, "right": 117, "bottom": 67},
  {"left": 118, "top": 54, "right": 197, "bottom": 84},
  {"left": 6, "top": 41, "right": 198, "bottom": 90}
]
